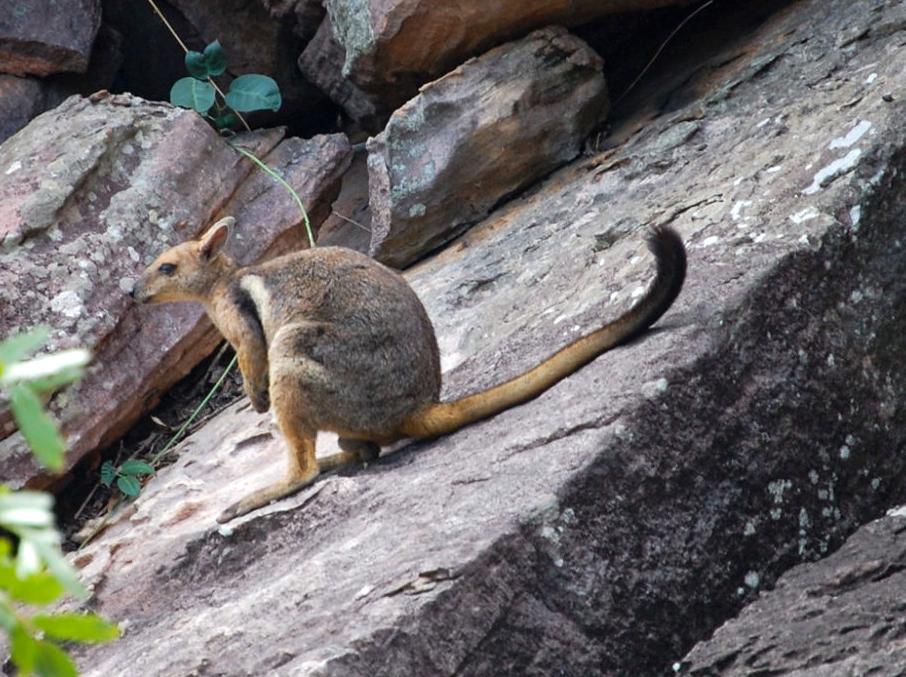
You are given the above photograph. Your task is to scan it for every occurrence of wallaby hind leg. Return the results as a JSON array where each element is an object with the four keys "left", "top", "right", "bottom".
[
  {"left": 217, "top": 386, "right": 321, "bottom": 523},
  {"left": 318, "top": 438, "right": 380, "bottom": 473}
]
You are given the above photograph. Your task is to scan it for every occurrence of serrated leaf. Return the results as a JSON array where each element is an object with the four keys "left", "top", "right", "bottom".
[
  {"left": 120, "top": 459, "right": 155, "bottom": 476},
  {"left": 100, "top": 461, "right": 116, "bottom": 487},
  {"left": 225, "top": 74, "right": 281, "bottom": 112},
  {"left": 9, "top": 384, "right": 64, "bottom": 471},
  {"left": 185, "top": 50, "right": 208, "bottom": 78},
  {"left": 34, "top": 639, "right": 77, "bottom": 677},
  {"left": 33, "top": 613, "right": 120, "bottom": 643},
  {"left": 170, "top": 77, "right": 216, "bottom": 113},
  {"left": 117, "top": 474, "right": 142, "bottom": 498},
  {"left": 203, "top": 40, "right": 227, "bottom": 76},
  {"left": 6, "top": 571, "right": 64, "bottom": 605},
  {"left": 10, "top": 624, "right": 38, "bottom": 675},
  {"left": 0, "top": 327, "right": 49, "bottom": 368}
]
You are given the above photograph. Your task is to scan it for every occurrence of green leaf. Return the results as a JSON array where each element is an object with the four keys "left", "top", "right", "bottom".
[
  {"left": 116, "top": 474, "right": 142, "bottom": 498},
  {"left": 34, "top": 639, "right": 77, "bottom": 677},
  {"left": 213, "top": 110, "right": 238, "bottom": 130},
  {"left": 11, "top": 624, "right": 38, "bottom": 675},
  {"left": 9, "top": 384, "right": 64, "bottom": 471},
  {"left": 0, "top": 327, "right": 49, "bottom": 368},
  {"left": 185, "top": 50, "right": 208, "bottom": 78},
  {"left": 203, "top": 40, "right": 227, "bottom": 77},
  {"left": 225, "top": 74, "right": 281, "bottom": 112},
  {"left": 100, "top": 461, "right": 116, "bottom": 487},
  {"left": 5, "top": 571, "right": 65, "bottom": 605},
  {"left": 170, "top": 77, "right": 216, "bottom": 114},
  {"left": 0, "top": 490, "right": 54, "bottom": 528},
  {"left": 120, "top": 459, "right": 155, "bottom": 477},
  {"left": 33, "top": 613, "right": 120, "bottom": 643},
  {"left": 26, "top": 366, "right": 84, "bottom": 393},
  {"left": 28, "top": 538, "right": 87, "bottom": 599}
]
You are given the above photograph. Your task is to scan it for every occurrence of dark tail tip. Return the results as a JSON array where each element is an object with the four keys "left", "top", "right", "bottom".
[{"left": 644, "top": 225, "right": 687, "bottom": 325}]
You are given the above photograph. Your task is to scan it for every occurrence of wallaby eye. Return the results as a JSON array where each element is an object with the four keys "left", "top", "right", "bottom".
[{"left": 158, "top": 263, "right": 177, "bottom": 276}]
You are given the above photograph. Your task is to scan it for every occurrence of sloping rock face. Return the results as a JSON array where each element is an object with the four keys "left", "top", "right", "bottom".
[
  {"left": 299, "top": 0, "right": 693, "bottom": 124},
  {"left": 0, "top": 0, "right": 101, "bottom": 76},
  {"left": 0, "top": 94, "right": 350, "bottom": 488},
  {"left": 683, "top": 508, "right": 906, "bottom": 674},
  {"left": 64, "top": 0, "right": 906, "bottom": 674},
  {"left": 367, "top": 27, "right": 608, "bottom": 268}
]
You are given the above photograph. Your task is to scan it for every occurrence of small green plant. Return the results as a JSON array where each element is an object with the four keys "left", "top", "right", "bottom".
[
  {"left": 0, "top": 328, "right": 119, "bottom": 675},
  {"left": 100, "top": 460, "right": 155, "bottom": 498},
  {"left": 169, "top": 39, "right": 281, "bottom": 131}
]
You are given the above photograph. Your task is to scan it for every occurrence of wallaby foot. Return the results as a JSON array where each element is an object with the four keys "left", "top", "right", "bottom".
[
  {"left": 317, "top": 438, "right": 380, "bottom": 473},
  {"left": 217, "top": 468, "right": 320, "bottom": 523}
]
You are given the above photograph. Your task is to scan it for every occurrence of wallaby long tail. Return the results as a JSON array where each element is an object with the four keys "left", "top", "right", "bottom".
[{"left": 400, "top": 225, "right": 686, "bottom": 439}]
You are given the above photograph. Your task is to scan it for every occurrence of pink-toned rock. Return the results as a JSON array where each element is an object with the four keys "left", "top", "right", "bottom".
[
  {"left": 0, "top": 0, "right": 101, "bottom": 76},
  {"left": 300, "top": 0, "right": 693, "bottom": 124},
  {"left": 367, "top": 27, "right": 608, "bottom": 268},
  {"left": 0, "top": 93, "right": 350, "bottom": 488},
  {"left": 316, "top": 151, "right": 372, "bottom": 254}
]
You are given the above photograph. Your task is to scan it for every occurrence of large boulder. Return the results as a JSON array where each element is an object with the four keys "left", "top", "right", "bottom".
[
  {"left": 299, "top": 0, "right": 694, "bottom": 125},
  {"left": 61, "top": 0, "right": 906, "bottom": 674},
  {"left": 0, "top": 0, "right": 101, "bottom": 76},
  {"left": 0, "top": 93, "right": 351, "bottom": 489},
  {"left": 366, "top": 27, "right": 608, "bottom": 268}
]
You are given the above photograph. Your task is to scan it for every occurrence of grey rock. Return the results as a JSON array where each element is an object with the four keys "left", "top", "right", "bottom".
[
  {"left": 0, "top": 0, "right": 101, "bottom": 76},
  {"left": 367, "top": 27, "right": 608, "bottom": 268},
  {"left": 682, "top": 509, "right": 906, "bottom": 675},
  {"left": 51, "top": 0, "right": 906, "bottom": 675}
]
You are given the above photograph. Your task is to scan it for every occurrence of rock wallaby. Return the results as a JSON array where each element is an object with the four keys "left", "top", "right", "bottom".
[{"left": 132, "top": 217, "right": 686, "bottom": 522}]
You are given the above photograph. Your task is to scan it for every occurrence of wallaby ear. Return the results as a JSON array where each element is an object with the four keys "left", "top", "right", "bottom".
[{"left": 199, "top": 216, "right": 234, "bottom": 261}]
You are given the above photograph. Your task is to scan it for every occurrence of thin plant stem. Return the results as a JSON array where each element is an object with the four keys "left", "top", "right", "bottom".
[
  {"left": 229, "top": 142, "right": 315, "bottom": 248},
  {"left": 145, "top": 0, "right": 252, "bottom": 132}
]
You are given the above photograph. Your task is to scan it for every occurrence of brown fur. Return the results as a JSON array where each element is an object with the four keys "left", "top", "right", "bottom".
[{"left": 133, "top": 217, "right": 686, "bottom": 522}]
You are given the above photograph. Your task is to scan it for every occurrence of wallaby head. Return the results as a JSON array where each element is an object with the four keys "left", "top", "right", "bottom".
[{"left": 131, "top": 217, "right": 235, "bottom": 304}]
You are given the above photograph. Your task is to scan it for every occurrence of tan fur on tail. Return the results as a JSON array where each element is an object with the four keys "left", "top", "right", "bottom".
[{"left": 400, "top": 226, "right": 686, "bottom": 439}]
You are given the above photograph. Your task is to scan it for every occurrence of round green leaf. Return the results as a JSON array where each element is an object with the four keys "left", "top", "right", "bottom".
[
  {"left": 213, "top": 110, "right": 238, "bottom": 130},
  {"left": 10, "top": 625, "right": 38, "bottom": 675},
  {"left": 203, "top": 40, "right": 227, "bottom": 77},
  {"left": 225, "top": 74, "right": 282, "bottom": 112},
  {"left": 33, "top": 613, "right": 120, "bottom": 643},
  {"left": 185, "top": 50, "right": 208, "bottom": 79},
  {"left": 6, "top": 571, "right": 64, "bottom": 605},
  {"left": 170, "top": 77, "right": 216, "bottom": 114},
  {"left": 120, "top": 459, "right": 155, "bottom": 476},
  {"left": 100, "top": 460, "right": 116, "bottom": 487},
  {"left": 117, "top": 474, "right": 142, "bottom": 498}
]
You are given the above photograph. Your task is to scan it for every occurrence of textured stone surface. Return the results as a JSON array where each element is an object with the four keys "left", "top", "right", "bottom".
[
  {"left": 683, "top": 508, "right": 906, "bottom": 675},
  {"left": 367, "top": 27, "right": 607, "bottom": 268},
  {"left": 58, "top": 0, "right": 906, "bottom": 674},
  {"left": 300, "top": 0, "right": 693, "bottom": 124},
  {"left": 317, "top": 151, "right": 372, "bottom": 254},
  {"left": 0, "top": 0, "right": 101, "bottom": 76},
  {"left": 0, "top": 93, "right": 350, "bottom": 488}
]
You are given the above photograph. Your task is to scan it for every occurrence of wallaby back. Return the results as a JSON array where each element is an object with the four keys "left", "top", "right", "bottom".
[{"left": 399, "top": 225, "right": 686, "bottom": 439}]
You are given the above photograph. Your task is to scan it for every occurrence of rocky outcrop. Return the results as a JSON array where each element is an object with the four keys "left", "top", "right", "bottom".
[
  {"left": 367, "top": 27, "right": 608, "bottom": 268},
  {"left": 0, "top": 93, "right": 351, "bottom": 489},
  {"left": 0, "top": 0, "right": 101, "bottom": 76},
  {"left": 60, "top": 0, "right": 906, "bottom": 674},
  {"left": 299, "top": 0, "right": 693, "bottom": 124},
  {"left": 682, "top": 508, "right": 906, "bottom": 674}
]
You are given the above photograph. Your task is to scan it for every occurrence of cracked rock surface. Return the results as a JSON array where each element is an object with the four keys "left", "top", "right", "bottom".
[{"left": 42, "top": 0, "right": 906, "bottom": 674}]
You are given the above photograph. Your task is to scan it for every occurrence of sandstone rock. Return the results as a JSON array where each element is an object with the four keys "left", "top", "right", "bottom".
[
  {"left": 316, "top": 151, "right": 373, "bottom": 254},
  {"left": 367, "top": 27, "right": 608, "bottom": 268},
  {"left": 0, "top": 93, "right": 350, "bottom": 488},
  {"left": 0, "top": 0, "right": 101, "bottom": 76},
  {"left": 0, "top": 26, "right": 124, "bottom": 145},
  {"left": 300, "top": 0, "right": 693, "bottom": 124},
  {"left": 61, "top": 0, "right": 906, "bottom": 674},
  {"left": 682, "top": 509, "right": 906, "bottom": 674},
  {"left": 259, "top": 0, "right": 325, "bottom": 42}
]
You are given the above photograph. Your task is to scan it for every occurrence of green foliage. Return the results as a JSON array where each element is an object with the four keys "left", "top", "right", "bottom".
[
  {"left": 168, "top": 39, "right": 282, "bottom": 130},
  {"left": 100, "top": 459, "right": 155, "bottom": 499},
  {"left": 0, "top": 330, "right": 119, "bottom": 675}
]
